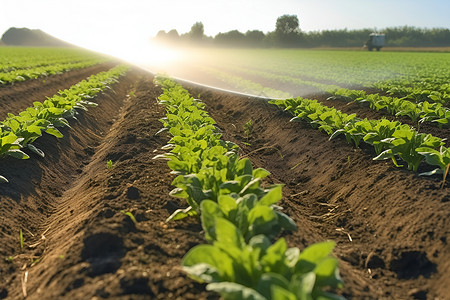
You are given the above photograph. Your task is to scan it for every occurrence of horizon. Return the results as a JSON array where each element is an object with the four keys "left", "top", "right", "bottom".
[{"left": 1, "top": 0, "right": 449, "bottom": 60}]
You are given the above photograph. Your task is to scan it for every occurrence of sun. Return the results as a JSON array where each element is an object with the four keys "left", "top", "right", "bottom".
[{"left": 90, "top": 39, "right": 182, "bottom": 72}]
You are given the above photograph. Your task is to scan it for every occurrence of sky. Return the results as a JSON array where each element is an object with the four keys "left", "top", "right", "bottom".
[{"left": 1, "top": 0, "right": 449, "bottom": 60}]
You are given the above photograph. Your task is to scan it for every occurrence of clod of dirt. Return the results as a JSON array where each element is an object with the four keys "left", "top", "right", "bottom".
[
  {"left": 0, "top": 288, "right": 8, "bottom": 298},
  {"left": 120, "top": 276, "right": 153, "bottom": 295},
  {"left": 126, "top": 185, "right": 140, "bottom": 199},
  {"left": 81, "top": 232, "right": 125, "bottom": 276},
  {"left": 408, "top": 288, "right": 428, "bottom": 300},
  {"left": 365, "top": 252, "right": 385, "bottom": 269},
  {"left": 389, "top": 250, "right": 437, "bottom": 279}
]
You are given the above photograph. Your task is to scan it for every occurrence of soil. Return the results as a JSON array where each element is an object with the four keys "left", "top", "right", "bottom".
[{"left": 0, "top": 65, "right": 449, "bottom": 300}]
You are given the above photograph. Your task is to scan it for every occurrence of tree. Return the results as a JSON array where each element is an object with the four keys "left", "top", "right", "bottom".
[
  {"left": 189, "top": 22, "right": 205, "bottom": 41},
  {"left": 275, "top": 15, "right": 301, "bottom": 47},
  {"left": 245, "top": 30, "right": 266, "bottom": 47},
  {"left": 167, "top": 29, "right": 179, "bottom": 40},
  {"left": 215, "top": 30, "right": 246, "bottom": 47}
]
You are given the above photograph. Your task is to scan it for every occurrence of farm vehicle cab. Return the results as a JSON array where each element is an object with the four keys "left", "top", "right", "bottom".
[{"left": 365, "top": 33, "right": 385, "bottom": 51}]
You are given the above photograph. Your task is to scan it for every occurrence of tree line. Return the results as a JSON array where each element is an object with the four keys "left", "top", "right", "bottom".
[{"left": 155, "top": 15, "right": 450, "bottom": 48}]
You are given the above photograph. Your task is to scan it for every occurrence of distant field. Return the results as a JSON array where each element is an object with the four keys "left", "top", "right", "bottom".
[{"left": 152, "top": 48, "right": 450, "bottom": 99}]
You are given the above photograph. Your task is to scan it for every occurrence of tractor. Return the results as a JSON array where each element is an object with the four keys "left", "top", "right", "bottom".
[{"left": 365, "top": 33, "right": 385, "bottom": 51}]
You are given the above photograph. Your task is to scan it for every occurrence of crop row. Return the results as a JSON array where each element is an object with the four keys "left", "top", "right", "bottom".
[
  {"left": 153, "top": 76, "right": 345, "bottom": 300},
  {"left": 0, "top": 58, "right": 108, "bottom": 84},
  {"left": 269, "top": 97, "right": 450, "bottom": 186},
  {"left": 200, "top": 62, "right": 450, "bottom": 129},
  {"left": 0, "top": 47, "right": 108, "bottom": 73},
  {"left": 0, "top": 65, "right": 129, "bottom": 182},
  {"left": 330, "top": 89, "right": 450, "bottom": 128},
  {"left": 372, "top": 73, "right": 450, "bottom": 104}
]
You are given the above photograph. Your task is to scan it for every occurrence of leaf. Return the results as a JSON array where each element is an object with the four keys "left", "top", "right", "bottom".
[
  {"left": 256, "top": 273, "right": 290, "bottom": 299},
  {"left": 166, "top": 206, "right": 197, "bottom": 222},
  {"left": 253, "top": 168, "right": 271, "bottom": 179},
  {"left": 45, "top": 126, "right": 64, "bottom": 138},
  {"left": 201, "top": 200, "right": 223, "bottom": 242},
  {"left": 7, "top": 149, "right": 30, "bottom": 160},
  {"left": 0, "top": 175, "right": 9, "bottom": 183},
  {"left": 218, "top": 195, "right": 238, "bottom": 216},
  {"left": 182, "top": 245, "right": 234, "bottom": 282},
  {"left": 290, "top": 272, "right": 316, "bottom": 300},
  {"left": 206, "top": 282, "right": 266, "bottom": 300},
  {"left": 419, "top": 168, "right": 442, "bottom": 176},
  {"left": 247, "top": 206, "right": 277, "bottom": 237},
  {"left": 261, "top": 238, "right": 288, "bottom": 272},
  {"left": 259, "top": 185, "right": 282, "bottom": 206},
  {"left": 296, "top": 241, "right": 336, "bottom": 273},
  {"left": 373, "top": 149, "right": 393, "bottom": 161},
  {"left": 314, "top": 257, "right": 342, "bottom": 287},
  {"left": 27, "top": 144, "right": 45, "bottom": 158},
  {"left": 182, "top": 263, "right": 222, "bottom": 283},
  {"left": 275, "top": 211, "right": 298, "bottom": 231},
  {"left": 215, "top": 217, "right": 245, "bottom": 251},
  {"left": 270, "top": 285, "right": 297, "bottom": 300},
  {"left": 236, "top": 158, "right": 253, "bottom": 176}
]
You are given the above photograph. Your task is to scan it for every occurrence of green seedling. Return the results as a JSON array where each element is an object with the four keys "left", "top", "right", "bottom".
[
  {"left": 19, "top": 229, "right": 23, "bottom": 250},
  {"left": 244, "top": 119, "right": 253, "bottom": 141},
  {"left": 106, "top": 160, "right": 114, "bottom": 169},
  {"left": 121, "top": 210, "right": 137, "bottom": 225}
]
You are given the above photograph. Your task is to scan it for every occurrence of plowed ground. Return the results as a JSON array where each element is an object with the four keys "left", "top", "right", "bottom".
[{"left": 0, "top": 67, "right": 449, "bottom": 300}]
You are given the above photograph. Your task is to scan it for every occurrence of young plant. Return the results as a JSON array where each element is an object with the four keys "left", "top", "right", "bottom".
[
  {"left": 417, "top": 146, "right": 450, "bottom": 188},
  {"left": 183, "top": 217, "right": 344, "bottom": 300},
  {"left": 244, "top": 119, "right": 253, "bottom": 141},
  {"left": 121, "top": 210, "right": 138, "bottom": 225},
  {"left": 106, "top": 160, "right": 114, "bottom": 169},
  {"left": 19, "top": 229, "right": 24, "bottom": 250}
]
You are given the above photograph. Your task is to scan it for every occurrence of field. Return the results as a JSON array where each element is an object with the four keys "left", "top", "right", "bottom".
[{"left": 0, "top": 47, "right": 449, "bottom": 299}]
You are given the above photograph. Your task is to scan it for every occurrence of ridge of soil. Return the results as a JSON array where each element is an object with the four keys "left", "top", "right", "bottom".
[
  {"left": 0, "top": 68, "right": 448, "bottom": 300},
  {"left": 0, "top": 62, "right": 118, "bottom": 120}
]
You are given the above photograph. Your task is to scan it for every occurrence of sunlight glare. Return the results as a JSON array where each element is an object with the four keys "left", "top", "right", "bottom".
[{"left": 89, "top": 39, "right": 182, "bottom": 72}]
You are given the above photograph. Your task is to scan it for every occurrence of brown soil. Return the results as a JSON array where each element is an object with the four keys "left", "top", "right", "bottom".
[{"left": 0, "top": 67, "right": 449, "bottom": 300}]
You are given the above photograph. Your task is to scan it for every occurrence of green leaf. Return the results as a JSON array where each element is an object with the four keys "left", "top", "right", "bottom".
[
  {"left": 290, "top": 272, "right": 315, "bottom": 300},
  {"left": 206, "top": 282, "right": 266, "bottom": 300},
  {"left": 253, "top": 168, "right": 271, "bottom": 179},
  {"left": 270, "top": 285, "right": 297, "bottom": 300},
  {"left": 218, "top": 195, "right": 238, "bottom": 216},
  {"left": 276, "top": 211, "right": 298, "bottom": 231},
  {"left": 166, "top": 206, "right": 197, "bottom": 222},
  {"left": 215, "top": 217, "right": 245, "bottom": 251},
  {"left": 236, "top": 158, "right": 253, "bottom": 176},
  {"left": 7, "top": 149, "right": 30, "bottom": 160},
  {"left": 314, "top": 257, "right": 342, "bottom": 287},
  {"left": 27, "top": 144, "right": 45, "bottom": 158},
  {"left": 259, "top": 185, "right": 282, "bottom": 206},
  {"left": 256, "top": 273, "right": 290, "bottom": 299},
  {"left": 373, "top": 149, "right": 393, "bottom": 161},
  {"left": 248, "top": 206, "right": 277, "bottom": 237},
  {"left": 201, "top": 200, "right": 223, "bottom": 242},
  {"left": 182, "top": 263, "right": 222, "bottom": 283},
  {"left": 45, "top": 126, "right": 63, "bottom": 138},
  {"left": 182, "top": 245, "right": 234, "bottom": 282},
  {"left": 296, "top": 241, "right": 336, "bottom": 273}
]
